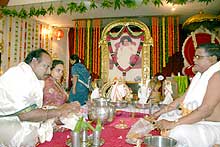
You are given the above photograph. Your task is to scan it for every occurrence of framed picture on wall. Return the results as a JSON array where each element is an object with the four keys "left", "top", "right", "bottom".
[{"left": 100, "top": 19, "right": 153, "bottom": 83}]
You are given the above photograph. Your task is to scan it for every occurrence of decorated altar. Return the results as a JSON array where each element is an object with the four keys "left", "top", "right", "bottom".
[{"left": 37, "top": 110, "right": 160, "bottom": 147}]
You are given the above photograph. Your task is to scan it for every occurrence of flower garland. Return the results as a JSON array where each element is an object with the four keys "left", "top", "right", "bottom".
[{"left": 107, "top": 26, "right": 144, "bottom": 76}]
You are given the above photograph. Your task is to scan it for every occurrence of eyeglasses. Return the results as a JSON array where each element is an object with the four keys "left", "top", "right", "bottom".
[{"left": 194, "top": 55, "right": 210, "bottom": 59}]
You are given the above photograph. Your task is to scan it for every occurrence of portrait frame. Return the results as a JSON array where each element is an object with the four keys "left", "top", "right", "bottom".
[{"left": 99, "top": 19, "right": 153, "bottom": 83}]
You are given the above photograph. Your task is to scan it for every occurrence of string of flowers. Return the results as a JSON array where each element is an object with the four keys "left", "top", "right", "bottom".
[
  {"left": 0, "top": 0, "right": 213, "bottom": 18},
  {"left": 107, "top": 26, "right": 144, "bottom": 76}
]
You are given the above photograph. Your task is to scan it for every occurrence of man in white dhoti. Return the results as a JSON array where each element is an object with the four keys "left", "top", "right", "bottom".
[
  {"left": 0, "top": 49, "right": 80, "bottom": 147},
  {"left": 151, "top": 43, "right": 220, "bottom": 147}
]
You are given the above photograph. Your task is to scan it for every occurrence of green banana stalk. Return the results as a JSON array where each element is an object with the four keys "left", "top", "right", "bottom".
[
  {"left": 81, "top": 120, "right": 95, "bottom": 131},
  {"left": 95, "top": 118, "right": 102, "bottom": 131},
  {"left": 74, "top": 117, "right": 83, "bottom": 133}
]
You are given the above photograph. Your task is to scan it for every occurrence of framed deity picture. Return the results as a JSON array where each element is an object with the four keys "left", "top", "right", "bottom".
[{"left": 100, "top": 19, "right": 153, "bottom": 83}]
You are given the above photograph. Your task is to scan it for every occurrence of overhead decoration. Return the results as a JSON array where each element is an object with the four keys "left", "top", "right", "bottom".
[
  {"left": 0, "top": 0, "right": 215, "bottom": 18},
  {"left": 183, "top": 11, "right": 220, "bottom": 32}
]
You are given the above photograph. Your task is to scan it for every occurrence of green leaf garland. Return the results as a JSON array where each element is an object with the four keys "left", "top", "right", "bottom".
[
  {"left": 90, "top": 0, "right": 98, "bottom": 9},
  {"left": 101, "top": 0, "right": 113, "bottom": 8},
  {"left": 57, "top": 5, "right": 66, "bottom": 15},
  {"left": 0, "top": 0, "right": 214, "bottom": 18},
  {"left": 76, "top": 1, "right": 88, "bottom": 13},
  {"left": 67, "top": 2, "right": 77, "bottom": 14},
  {"left": 47, "top": 4, "right": 55, "bottom": 15}
]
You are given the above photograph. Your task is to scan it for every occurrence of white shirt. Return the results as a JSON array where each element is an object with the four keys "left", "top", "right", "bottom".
[{"left": 0, "top": 62, "right": 44, "bottom": 146}]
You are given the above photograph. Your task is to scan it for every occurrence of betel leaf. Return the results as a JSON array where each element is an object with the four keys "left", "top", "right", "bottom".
[
  {"left": 123, "top": 0, "right": 137, "bottom": 8},
  {"left": 57, "top": 5, "right": 66, "bottom": 15},
  {"left": 35, "top": 9, "right": 41, "bottom": 17},
  {"left": 39, "top": 6, "right": 47, "bottom": 16},
  {"left": 29, "top": 7, "right": 36, "bottom": 17},
  {"left": 76, "top": 1, "right": 88, "bottom": 13},
  {"left": 167, "top": 0, "right": 188, "bottom": 5},
  {"left": 1, "top": 7, "right": 11, "bottom": 16},
  {"left": 67, "top": 2, "right": 77, "bottom": 14},
  {"left": 47, "top": 4, "right": 55, "bottom": 15},
  {"left": 10, "top": 9, "right": 18, "bottom": 17},
  {"left": 152, "top": 0, "right": 163, "bottom": 7},
  {"left": 90, "top": 0, "right": 98, "bottom": 9},
  {"left": 100, "top": 0, "right": 113, "bottom": 8},
  {"left": 142, "top": 0, "right": 150, "bottom": 5},
  {"left": 114, "top": 0, "right": 122, "bottom": 10},
  {"left": 198, "top": 0, "right": 214, "bottom": 4},
  {"left": 18, "top": 8, "right": 28, "bottom": 19}
]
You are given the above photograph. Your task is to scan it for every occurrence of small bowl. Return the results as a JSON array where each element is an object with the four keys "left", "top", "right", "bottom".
[
  {"left": 144, "top": 136, "right": 177, "bottom": 147},
  {"left": 111, "top": 100, "right": 128, "bottom": 108}
]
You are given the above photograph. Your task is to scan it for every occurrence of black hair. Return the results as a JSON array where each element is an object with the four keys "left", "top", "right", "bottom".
[
  {"left": 51, "top": 59, "right": 64, "bottom": 70},
  {"left": 24, "top": 48, "right": 50, "bottom": 64},
  {"left": 70, "top": 54, "right": 79, "bottom": 64},
  {"left": 120, "top": 36, "right": 132, "bottom": 45},
  {"left": 197, "top": 43, "right": 220, "bottom": 61}
]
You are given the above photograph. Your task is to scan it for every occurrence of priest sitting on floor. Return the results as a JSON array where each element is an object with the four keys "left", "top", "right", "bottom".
[{"left": 150, "top": 43, "right": 220, "bottom": 146}]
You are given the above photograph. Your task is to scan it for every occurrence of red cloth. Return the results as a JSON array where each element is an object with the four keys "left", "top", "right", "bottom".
[{"left": 37, "top": 111, "right": 160, "bottom": 147}]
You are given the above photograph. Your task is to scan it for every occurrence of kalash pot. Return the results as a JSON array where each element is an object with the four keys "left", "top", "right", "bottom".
[{"left": 88, "top": 98, "right": 115, "bottom": 124}]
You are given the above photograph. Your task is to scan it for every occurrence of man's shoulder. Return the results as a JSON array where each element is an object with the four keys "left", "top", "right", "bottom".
[
  {"left": 209, "top": 71, "right": 220, "bottom": 85},
  {"left": 213, "top": 71, "right": 220, "bottom": 78}
]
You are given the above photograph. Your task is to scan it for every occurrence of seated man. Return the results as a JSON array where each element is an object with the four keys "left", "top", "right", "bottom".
[
  {"left": 151, "top": 43, "right": 220, "bottom": 146},
  {"left": 0, "top": 49, "right": 80, "bottom": 147}
]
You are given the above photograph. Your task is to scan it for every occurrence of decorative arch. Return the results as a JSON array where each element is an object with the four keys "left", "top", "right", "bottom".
[{"left": 99, "top": 19, "right": 153, "bottom": 83}]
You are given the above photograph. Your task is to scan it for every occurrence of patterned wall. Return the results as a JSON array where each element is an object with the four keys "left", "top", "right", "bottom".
[{"left": 0, "top": 16, "right": 52, "bottom": 73}]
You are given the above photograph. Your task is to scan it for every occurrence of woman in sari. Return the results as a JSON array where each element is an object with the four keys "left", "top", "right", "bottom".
[
  {"left": 68, "top": 54, "right": 91, "bottom": 105},
  {"left": 43, "top": 59, "right": 68, "bottom": 106}
]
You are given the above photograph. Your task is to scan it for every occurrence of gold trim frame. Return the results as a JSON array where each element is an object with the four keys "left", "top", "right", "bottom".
[
  {"left": 99, "top": 19, "right": 153, "bottom": 83},
  {"left": 0, "top": 14, "right": 3, "bottom": 53}
]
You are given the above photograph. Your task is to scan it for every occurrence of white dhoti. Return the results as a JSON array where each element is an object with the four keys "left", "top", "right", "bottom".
[
  {"left": 169, "top": 121, "right": 220, "bottom": 147},
  {"left": 158, "top": 61, "right": 220, "bottom": 147},
  {"left": 0, "top": 117, "right": 39, "bottom": 147}
]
